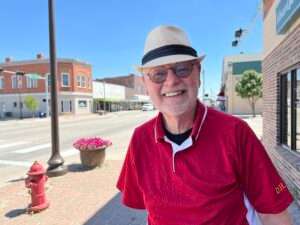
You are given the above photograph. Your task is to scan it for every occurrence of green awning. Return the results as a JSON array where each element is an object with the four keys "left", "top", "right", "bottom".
[{"left": 25, "top": 73, "right": 45, "bottom": 80}]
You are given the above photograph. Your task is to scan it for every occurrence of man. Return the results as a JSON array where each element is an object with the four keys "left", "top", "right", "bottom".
[{"left": 117, "top": 25, "right": 294, "bottom": 225}]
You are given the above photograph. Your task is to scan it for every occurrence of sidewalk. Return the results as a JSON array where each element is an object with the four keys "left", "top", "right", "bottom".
[
  {"left": 0, "top": 159, "right": 147, "bottom": 225},
  {"left": 0, "top": 115, "right": 299, "bottom": 225}
]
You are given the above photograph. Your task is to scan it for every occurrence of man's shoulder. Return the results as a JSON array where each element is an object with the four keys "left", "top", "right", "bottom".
[
  {"left": 134, "top": 114, "right": 157, "bottom": 135},
  {"left": 206, "top": 107, "right": 246, "bottom": 130}
]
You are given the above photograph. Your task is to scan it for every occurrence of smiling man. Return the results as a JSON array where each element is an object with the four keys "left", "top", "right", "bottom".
[{"left": 117, "top": 25, "right": 294, "bottom": 225}]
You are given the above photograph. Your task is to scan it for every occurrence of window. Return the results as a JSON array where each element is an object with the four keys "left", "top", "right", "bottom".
[
  {"left": 0, "top": 76, "right": 4, "bottom": 89},
  {"left": 26, "top": 76, "right": 37, "bottom": 88},
  {"left": 46, "top": 73, "right": 51, "bottom": 87},
  {"left": 61, "top": 100, "right": 71, "bottom": 112},
  {"left": 76, "top": 76, "right": 81, "bottom": 87},
  {"left": 81, "top": 76, "right": 86, "bottom": 87},
  {"left": 11, "top": 75, "right": 18, "bottom": 89},
  {"left": 76, "top": 75, "right": 87, "bottom": 88},
  {"left": 280, "top": 66, "right": 300, "bottom": 152},
  {"left": 61, "top": 73, "right": 70, "bottom": 87},
  {"left": 78, "top": 100, "right": 87, "bottom": 108},
  {"left": 297, "top": 68, "right": 300, "bottom": 150}
]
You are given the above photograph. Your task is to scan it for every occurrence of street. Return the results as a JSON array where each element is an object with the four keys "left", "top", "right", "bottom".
[{"left": 0, "top": 110, "right": 157, "bottom": 187}]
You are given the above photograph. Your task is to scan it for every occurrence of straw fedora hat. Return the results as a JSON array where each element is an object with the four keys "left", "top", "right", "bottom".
[{"left": 137, "top": 25, "right": 205, "bottom": 72}]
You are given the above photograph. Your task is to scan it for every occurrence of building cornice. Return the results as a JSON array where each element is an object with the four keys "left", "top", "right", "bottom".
[{"left": 0, "top": 58, "right": 91, "bottom": 68}]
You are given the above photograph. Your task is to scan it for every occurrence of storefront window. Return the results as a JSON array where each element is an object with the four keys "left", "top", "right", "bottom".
[
  {"left": 78, "top": 100, "right": 87, "bottom": 108},
  {"left": 287, "top": 72, "right": 291, "bottom": 147},
  {"left": 280, "top": 67, "right": 299, "bottom": 152},
  {"left": 297, "top": 68, "right": 300, "bottom": 151}
]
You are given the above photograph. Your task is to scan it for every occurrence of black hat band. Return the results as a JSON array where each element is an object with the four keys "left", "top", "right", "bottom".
[{"left": 142, "top": 44, "right": 197, "bottom": 65}]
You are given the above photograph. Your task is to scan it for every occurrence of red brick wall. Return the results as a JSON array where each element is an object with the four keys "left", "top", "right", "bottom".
[
  {"left": 0, "top": 60, "right": 92, "bottom": 94},
  {"left": 101, "top": 74, "right": 135, "bottom": 88},
  {"left": 72, "top": 63, "right": 92, "bottom": 93},
  {"left": 0, "top": 63, "right": 50, "bottom": 94},
  {"left": 99, "top": 74, "right": 147, "bottom": 96}
]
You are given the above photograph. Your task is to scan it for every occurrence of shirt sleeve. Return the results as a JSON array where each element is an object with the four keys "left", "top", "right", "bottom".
[
  {"left": 236, "top": 120, "right": 293, "bottom": 214},
  {"left": 116, "top": 134, "right": 145, "bottom": 209}
]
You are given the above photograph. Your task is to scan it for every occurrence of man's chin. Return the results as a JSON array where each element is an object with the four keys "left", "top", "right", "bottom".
[{"left": 159, "top": 104, "right": 191, "bottom": 117}]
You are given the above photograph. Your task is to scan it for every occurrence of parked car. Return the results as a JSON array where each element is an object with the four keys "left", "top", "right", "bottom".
[{"left": 142, "top": 103, "right": 154, "bottom": 111}]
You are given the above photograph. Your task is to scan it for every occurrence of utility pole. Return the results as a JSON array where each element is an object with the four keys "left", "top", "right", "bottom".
[{"left": 47, "top": 0, "right": 67, "bottom": 177}]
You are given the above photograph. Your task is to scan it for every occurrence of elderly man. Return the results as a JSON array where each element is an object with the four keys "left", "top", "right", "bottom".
[{"left": 117, "top": 25, "right": 294, "bottom": 225}]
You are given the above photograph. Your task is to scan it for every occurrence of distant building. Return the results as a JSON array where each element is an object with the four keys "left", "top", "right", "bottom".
[
  {"left": 262, "top": 0, "right": 300, "bottom": 203},
  {"left": 0, "top": 54, "right": 93, "bottom": 118},
  {"left": 221, "top": 54, "right": 263, "bottom": 115},
  {"left": 96, "top": 74, "right": 148, "bottom": 101},
  {"left": 94, "top": 74, "right": 150, "bottom": 112}
]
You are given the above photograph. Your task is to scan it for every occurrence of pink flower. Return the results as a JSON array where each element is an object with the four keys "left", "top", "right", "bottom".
[{"left": 73, "top": 137, "right": 112, "bottom": 151}]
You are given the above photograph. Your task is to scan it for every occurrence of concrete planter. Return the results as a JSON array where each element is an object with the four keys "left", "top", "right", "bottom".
[{"left": 79, "top": 148, "right": 106, "bottom": 169}]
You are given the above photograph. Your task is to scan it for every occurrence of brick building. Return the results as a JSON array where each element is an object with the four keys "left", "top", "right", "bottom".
[
  {"left": 262, "top": 0, "right": 300, "bottom": 204},
  {"left": 0, "top": 55, "right": 93, "bottom": 118}
]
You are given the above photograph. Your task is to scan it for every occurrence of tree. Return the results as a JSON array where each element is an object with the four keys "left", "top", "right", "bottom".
[
  {"left": 24, "top": 96, "right": 39, "bottom": 118},
  {"left": 235, "top": 70, "right": 262, "bottom": 117}
]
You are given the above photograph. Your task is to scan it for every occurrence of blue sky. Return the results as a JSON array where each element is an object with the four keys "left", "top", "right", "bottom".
[{"left": 0, "top": 0, "right": 262, "bottom": 98}]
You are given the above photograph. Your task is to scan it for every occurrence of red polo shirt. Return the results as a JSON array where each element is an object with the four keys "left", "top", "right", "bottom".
[{"left": 117, "top": 102, "right": 293, "bottom": 225}]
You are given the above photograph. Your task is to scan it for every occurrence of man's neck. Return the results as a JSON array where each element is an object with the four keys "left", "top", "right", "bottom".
[{"left": 162, "top": 106, "right": 196, "bottom": 134}]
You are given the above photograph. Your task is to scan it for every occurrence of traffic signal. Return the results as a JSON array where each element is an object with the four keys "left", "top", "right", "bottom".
[
  {"left": 232, "top": 40, "right": 238, "bottom": 47},
  {"left": 235, "top": 28, "right": 243, "bottom": 38}
]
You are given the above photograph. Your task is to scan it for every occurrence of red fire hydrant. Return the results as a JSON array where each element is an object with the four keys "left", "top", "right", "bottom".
[{"left": 25, "top": 161, "right": 49, "bottom": 213}]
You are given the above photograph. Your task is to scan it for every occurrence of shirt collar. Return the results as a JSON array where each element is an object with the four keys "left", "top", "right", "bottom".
[{"left": 154, "top": 100, "right": 207, "bottom": 143}]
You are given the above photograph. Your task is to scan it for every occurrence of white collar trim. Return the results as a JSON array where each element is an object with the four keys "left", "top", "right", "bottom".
[{"left": 164, "top": 136, "right": 193, "bottom": 172}]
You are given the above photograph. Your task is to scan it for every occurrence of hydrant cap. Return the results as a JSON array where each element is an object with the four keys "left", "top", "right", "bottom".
[{"left": 27, "top": 161, "right": 46, "bottom": 175}]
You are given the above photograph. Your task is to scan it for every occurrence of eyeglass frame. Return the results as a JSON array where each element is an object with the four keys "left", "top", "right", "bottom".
[{"left": 142, "top": 59, "right": 201, "bottom": 84}]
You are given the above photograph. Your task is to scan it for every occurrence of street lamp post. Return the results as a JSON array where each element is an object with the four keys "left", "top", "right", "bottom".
[
  {"left": 16, "top": 71, "right": 25, "bottom": 119},
  {"left": 47, "top": 0, "right": 67, "bottom": 177}
]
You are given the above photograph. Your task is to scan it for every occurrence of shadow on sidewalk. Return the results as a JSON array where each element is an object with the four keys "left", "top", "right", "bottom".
[
  {"left": 83, "top": 193, "right": 147, "bottom": 225},
  {"left": 67, "top": 163, "right": 96, "bottom": 172}
]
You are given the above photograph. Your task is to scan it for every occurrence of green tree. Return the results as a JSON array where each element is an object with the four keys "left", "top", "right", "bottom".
[
  {"left": 24, "top": 96, "right": 39, "bottom": 118},
  {"left": 235, "top": 70, "right": 262, "bottom": 117}
]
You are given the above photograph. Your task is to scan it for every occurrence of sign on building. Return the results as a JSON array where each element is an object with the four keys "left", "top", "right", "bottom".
[{"left": 276, "top": 0, "right": 300, "bottom": 34}]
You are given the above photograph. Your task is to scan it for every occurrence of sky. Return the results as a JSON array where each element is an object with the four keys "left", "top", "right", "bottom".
[{"left": 0, "top": 0, "right": 263, "bottom": 99}]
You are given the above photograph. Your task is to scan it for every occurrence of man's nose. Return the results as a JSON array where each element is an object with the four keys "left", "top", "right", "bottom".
[{"left": 164, "top": 68, "right": 181, "bottom": 85}]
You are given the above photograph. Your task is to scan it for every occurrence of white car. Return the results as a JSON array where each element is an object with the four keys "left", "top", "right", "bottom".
[{"left": 142, "top": 103, "right": 154, "bottom": 111}]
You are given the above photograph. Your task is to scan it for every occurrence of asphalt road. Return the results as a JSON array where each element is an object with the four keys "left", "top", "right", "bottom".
[{"left": 0, "top": 110, "right": 157, "bottom": 187}]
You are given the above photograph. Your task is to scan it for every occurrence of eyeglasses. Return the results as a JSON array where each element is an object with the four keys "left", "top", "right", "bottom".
[{"left": 145, "top": 60, "right": 199, "bottom": 84}]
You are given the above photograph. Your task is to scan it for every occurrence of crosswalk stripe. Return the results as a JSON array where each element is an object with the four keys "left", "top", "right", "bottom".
[
  {"left": 0, "top": 160, "right": 32, "bottom": 167},
  {"left": 0, "top": 141, "right": 28, "bottom": 149},
  {"left": 14, "top": 143, "right": 51, "bottom": 154}
]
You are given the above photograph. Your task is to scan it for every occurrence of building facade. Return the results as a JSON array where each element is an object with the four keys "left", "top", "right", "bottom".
[
  {"left": 263, "top": 0, "right": 300, "bottom": 204},
  {"left": 97, "top": 74, "right": 148, "bottom": 100},
  {"left": 0, "top": 55, "right": 93, "bottom": 118},
  {"left": 222, "top": 54, "right": 263, "bottom": 115}
]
